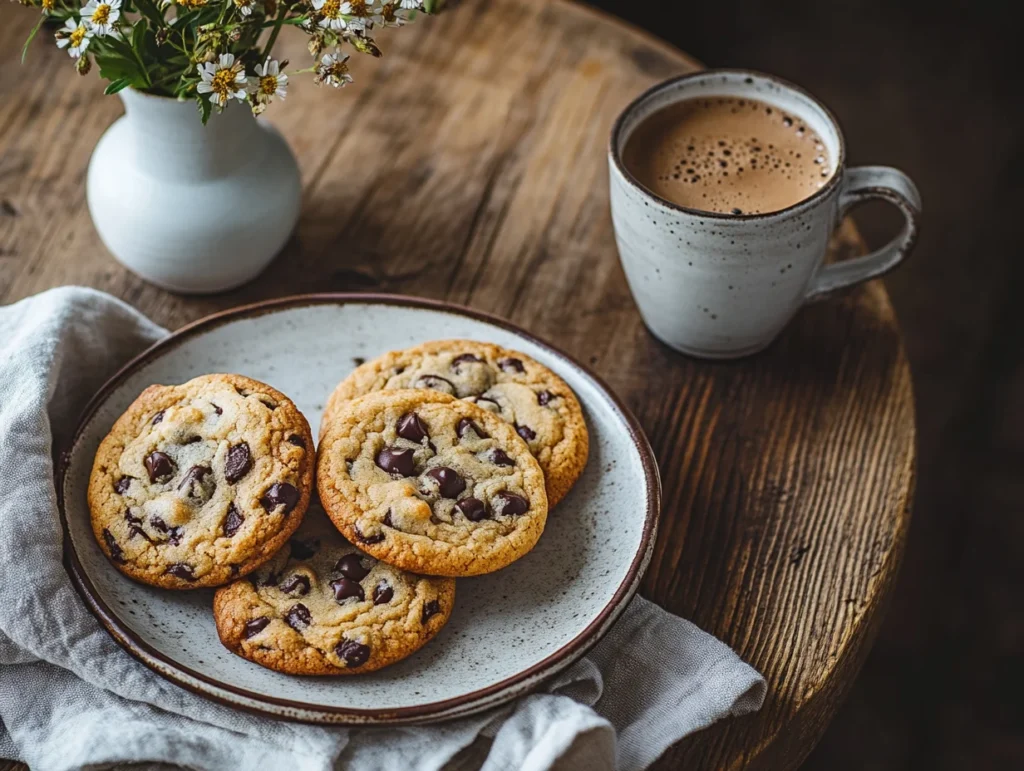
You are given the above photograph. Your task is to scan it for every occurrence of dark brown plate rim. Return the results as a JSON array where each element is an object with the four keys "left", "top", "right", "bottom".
[{"left": 58, "top": 292, "right": 662, "bottom": 725}]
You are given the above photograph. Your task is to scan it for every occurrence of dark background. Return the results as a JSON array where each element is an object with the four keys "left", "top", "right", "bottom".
[{"left": 584, "top": 0, "right": 1023, "bottom": 768}]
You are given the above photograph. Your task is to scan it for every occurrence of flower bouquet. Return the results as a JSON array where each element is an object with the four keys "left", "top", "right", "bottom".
[
  {"left": 13, "top": 0, "right": 447, "bottom": 291},
  {"left": 18, "top": 0, "right": 440, "bottom": 122}
]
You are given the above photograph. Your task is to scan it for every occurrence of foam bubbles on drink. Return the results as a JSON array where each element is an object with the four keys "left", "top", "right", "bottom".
[{"left": 622, "top": 96, "right": 833, "bottom": 215}]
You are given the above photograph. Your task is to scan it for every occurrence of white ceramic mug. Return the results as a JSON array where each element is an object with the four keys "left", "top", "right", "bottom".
[{"left": 609, "top": 70, "right": 922, "bottom": 359}]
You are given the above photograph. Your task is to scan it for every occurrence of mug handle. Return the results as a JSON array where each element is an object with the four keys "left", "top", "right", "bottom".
[{"left": 804, "top": 166, "right": 922, "bottom": 302}]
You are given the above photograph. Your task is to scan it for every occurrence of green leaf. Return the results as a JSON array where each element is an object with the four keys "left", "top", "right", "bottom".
[
  {"left": 134, "top": 0, "right": 165, "bottom": 25},
  {"left": 131, "top": 20, "right": 147, "bottom": 56},
  {"left": 94, "top": 54, "right": 142, "bottom": 83},
  {"left": 104, "top": 77, "right": 133, "bottom": 95},
  {"left": 21, "top": 16, "right": 45, "bottom": 65},
  {"left": 197, "top": 95, "right": 212, "bottom": 125},
  {"left": 102, "top": 35, "right": 138, "bottom": 62}
]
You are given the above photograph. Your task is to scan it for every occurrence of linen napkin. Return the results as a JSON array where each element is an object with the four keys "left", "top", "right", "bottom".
[{"left": 0, "top": 287, "right": 766, "bottom": 771}]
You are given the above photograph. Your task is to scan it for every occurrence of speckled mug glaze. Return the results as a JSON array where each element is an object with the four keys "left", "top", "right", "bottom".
[
  {"left": 609, "top": 70, "right": 922, "bottom": 359},
  {"left": 60, "top": 295, "right": 660, "bottom": 725}
]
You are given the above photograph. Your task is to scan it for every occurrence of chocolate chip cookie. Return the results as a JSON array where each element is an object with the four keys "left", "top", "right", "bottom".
[
  {"left": 213, "top": 511, "right": 454, "bottom": 675},
  {"left": 88, "top": 374, "right": 314, "bottom": 589},
  {"left": 317, "top": 389, "right": 549, "bottom": 576},
  {"left": 323, "top": 340, "right": 589, "bottom": 506}
]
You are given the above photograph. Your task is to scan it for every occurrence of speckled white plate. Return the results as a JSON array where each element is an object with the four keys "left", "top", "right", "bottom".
[{"left": 60, "top": 294, "right": 661, "bottom": 725}]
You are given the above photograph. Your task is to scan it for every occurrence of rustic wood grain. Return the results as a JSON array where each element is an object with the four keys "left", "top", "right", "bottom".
[{"left": 0, "top": 1, "right": 915, "bottom": 769}]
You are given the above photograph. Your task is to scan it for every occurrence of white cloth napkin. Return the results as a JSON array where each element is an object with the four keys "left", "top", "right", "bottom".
[{"left": 0, "top": 287, "right": 766, "bottom": 771}]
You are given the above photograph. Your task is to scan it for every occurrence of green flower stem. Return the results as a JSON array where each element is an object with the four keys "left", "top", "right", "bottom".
[
  {"left": 122, "top": 21, "right": 153, "bottom": 87},
  {"left": 261, "top": 6, "right": 287, "bottom": 62}
]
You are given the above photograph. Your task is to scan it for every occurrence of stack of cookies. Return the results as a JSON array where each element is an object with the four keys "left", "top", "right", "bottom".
[{"left": 88, "top": 341, "right": 589, "bottom": 675}]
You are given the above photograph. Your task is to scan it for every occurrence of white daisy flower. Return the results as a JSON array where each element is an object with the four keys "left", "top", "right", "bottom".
[
  {"left": 374, "top": 1, "right": 407, "bottom": 26},
  {"left": 249, "top": 58, "right": 288, "bottom": 109},
  {"left": 233, "top": 0, "right": 255, "bottom": 16},
  {"left": 313, "top": 0, "right": 346, "bottom": 30},
  {"left": 339, "top": 0, "right": 372, "bottom": 30},
  {"left": 398, "top": 0, "right": 422, "bottom": 8},
  {"left": 82, "top": 0, "right": 121, "bottom": 36},
  {"left": 314, "top": 52, "right": 353, "bottom": 88},
  {"left": 196, "top": 53, "right": 248, "bottom": 108},
  {"left": 56, "top": 18, "right": 93, "bottom": 58}
]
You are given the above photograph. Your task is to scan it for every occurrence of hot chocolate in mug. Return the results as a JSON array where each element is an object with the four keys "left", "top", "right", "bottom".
[{"left": 609, "top": 69, "right": 922, "bottom": 359}]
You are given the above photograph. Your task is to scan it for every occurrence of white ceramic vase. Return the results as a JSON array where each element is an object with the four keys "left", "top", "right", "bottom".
[{"left": 87, "top": 89, "right": 301, "bottom": 294}]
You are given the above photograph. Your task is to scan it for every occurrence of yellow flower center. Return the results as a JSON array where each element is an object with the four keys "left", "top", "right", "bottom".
[
  {"left": 178, "top": 0, "right": 207, "bottom": 8},
  {"left": 259, "top": 75, "right": 278, "bottom": 97},
  {"left": 381, "top": 3, "right": 395, "bottom": 21},
  {"left": 91, "top": 4, "right": 111, "bottom": 24},
  {"left": 69, "top": 25, "right": 87, "bottom": 47},
  {"left": 210, "top": 68, "right": 237, "bottom": 99},
  {"left": 41, "top": 0, "right": 55, "bottom": 11},
  {"left": 349, "top": 0, "right": 367, "bottom": 15},
  {"left": 321, "top": 0, "right": 339, "bottom": 17}
]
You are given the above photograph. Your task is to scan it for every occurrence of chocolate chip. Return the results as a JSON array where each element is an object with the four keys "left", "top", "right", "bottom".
[
  {"left": 212, "top": 403, "right": 223, "bottom": 416},
  {"left": 244, "top": 617, "right": 270, "bottom": 638},
  {"left": 260, "top": 482, "right": 299, "bottom": 514},
  {"left": 167, "top": 563, "right": 196, "bottom": 581},
  {"left": 335, "top": 639, "right": 371, "bottom": 668},
  {"left": 178, "top": 464, "right": 212, "bottom": 497},
  {"left": 473, "top": 396, "right": 501, "bottom": 412},
  {"left": 102, "top": 528, "right": 125, "bottom": 563},
  {"left": 421, "top": 599, "right": 441, "bottom": 623},
  {"left": 355, "top": 527, "right": 386, "bottom": 545},
  {"left": 425, "top": 467, "right": 466, "bottom": 498},
  {"left": 456, "top": 417, "right": 486, "bottom": 439},
  {"left": 224, "top": 443, "right": 252, "bottom": 484},
  {"left": 412, "top": 374, "right": 455, "bottom": 394},
  {"left": 144, "top": 451, "right": 174, "bottom": 483},
  {"left": 396, "top": 412, "right": 429, "bottom": 443},
  {"left": 537, "top": 390, "right": 555, "bottom": 406},
  {"left": 498, "top": 357, "right": 525, "bottom": 373},
  {"left": 496, "top": 492, "right": 529, "bottom": 517},
  {"left": 258, "top": 397, "right": 278, "bottom": 410},
  {"left": 115, "top": 476, "right": 132, "bottom": 495},
  {"left": 457, "top": 497, "right": 488, "bottom": 522},
  {"left": 451, "top": 353, "right": 483, "bottom": 371},
  {"left": 488, "top": 448, "right": 515, "bottom": 467},
  {"left": 280, "top": 574, "right": 311, "bottom": 596},
  {"left": 330, "top": 577, "right": 365, "bottom": 603},
  {"left": 223, "top": 504, "right": 244, "bottom": 537},
  {"left": 516, "top": 424, "right": 536, "bottom": 442},
  {"left": 383, "top": 510, "right": 394, "bottom": 528},
  {"left": 124, "top": 509, "right": 142, "bottom": 525},
  {"left": 151, "top": 411, "right": 165, "bottom": 425},
  {"left": 183, "top": 436, "right": 202, "bottom": 445},
  {"left": 373, "top": 581, "right": 393, "bottom": 605},
  {"left": 127, "top": 524, "right": 149, "bottom": 541},
  {"left": 285, "top": 603, "right": 311, "bottom": 630},
  {"left": 376, "top": 447, "right": 415, "bottom": 477},
  {"left": 289, "top": 538, "right": 318, "bottom": 559},
  {"left": 335, "top": 554, "right": 370, "bottom": 581},
  {"left": 287, "top": 435, "right": 305, "bottom": 448},
  {"left": 149, "top": 516, "right": 183, "bottom": 544}
]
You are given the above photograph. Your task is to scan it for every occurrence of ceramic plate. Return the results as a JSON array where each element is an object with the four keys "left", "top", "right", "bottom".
[{"left": 60, "top": 294, "right": 661, "bottom": 725}]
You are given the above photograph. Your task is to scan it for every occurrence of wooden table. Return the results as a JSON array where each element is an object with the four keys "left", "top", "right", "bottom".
[{"left": 0, "top": 0, "right": 915, "bottom": 768}]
